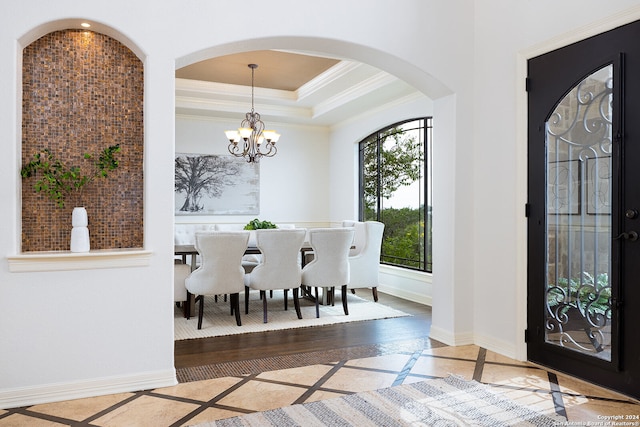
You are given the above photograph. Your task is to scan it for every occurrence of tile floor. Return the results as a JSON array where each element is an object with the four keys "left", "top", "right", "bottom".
[{"left": 1, "top": 342, "right": 638, "bottom": 426}]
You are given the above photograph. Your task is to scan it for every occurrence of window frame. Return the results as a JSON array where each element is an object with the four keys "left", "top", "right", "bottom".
[{"left": 358, "top": 117, "right": 432, "bottom": 273}]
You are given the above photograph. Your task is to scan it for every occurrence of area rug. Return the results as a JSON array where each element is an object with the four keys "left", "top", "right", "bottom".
[
  {"left": 175, "top": 290, "right": 409, "bottom": 341},
  {"left": 195, "top": 375, "right": 563, "bottom": 426}
]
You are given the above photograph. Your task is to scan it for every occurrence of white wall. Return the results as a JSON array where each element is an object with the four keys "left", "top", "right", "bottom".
[
  {"left": 2, "top": 0, "right": 639, "bottom": 409},
  {"left": 0, "top": 15, "right": 179, "bottom": 410},
  {"left": 175, "top": 115, "right": 330, "bottom": 227}
]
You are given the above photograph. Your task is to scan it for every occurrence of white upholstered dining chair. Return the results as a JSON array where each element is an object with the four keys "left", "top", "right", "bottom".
[
  {"left": 184, "top": 231, "right": 249, "bottom": 329},
  {"left": 244, "top": 228, "right": 306, "bottom": 323},
  {"left": 214, "top": 224, "right": 259, "bottom": 273},
  {"left": 215, "top": 223, "right": 297, "bottom": 274},
  {"left": 301, "top": 227, "right": 355, "bottom": 317},
  {"left": 174, "top": 262, "right": 191, "bottom": 316},
  {"left": 342, "top": 220, "right": 366, "bottom": 257},
  {"left": 345, "top": 221, "right": 385, "bottom": 302}
]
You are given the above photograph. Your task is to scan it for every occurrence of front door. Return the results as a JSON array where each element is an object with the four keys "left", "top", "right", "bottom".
[{"left": 527, "top": 20, "right": 640, "bottom": 398}]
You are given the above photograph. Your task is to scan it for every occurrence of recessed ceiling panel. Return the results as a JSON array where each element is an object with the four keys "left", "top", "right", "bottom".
[{"left": 176, "top": 50, "right": 339, "bottom": 91}]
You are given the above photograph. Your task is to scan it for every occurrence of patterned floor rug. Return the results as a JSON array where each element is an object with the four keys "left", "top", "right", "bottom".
[
  {"left": 175, "top": 290, "right": 409, "bottom": 341},
  {"left": 194, "top": 375, "right": 563, "bottom": 427}
]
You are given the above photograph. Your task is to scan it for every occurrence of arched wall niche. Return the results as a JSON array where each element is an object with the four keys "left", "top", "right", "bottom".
[
  {"left": 18, "top": 19, "right": 145, "bottom": 60},
  {"left": 21, "top": 27, "right": 144, "bottom": 252}
]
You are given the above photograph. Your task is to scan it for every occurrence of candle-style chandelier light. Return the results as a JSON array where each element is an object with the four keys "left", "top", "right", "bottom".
[{"left": 225, "top": 64, "right": 280, "bottom": 163}]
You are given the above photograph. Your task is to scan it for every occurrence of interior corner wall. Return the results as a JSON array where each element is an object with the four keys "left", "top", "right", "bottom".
[{"left": 428, "top": 94, "right": 476, "bottom": 346}]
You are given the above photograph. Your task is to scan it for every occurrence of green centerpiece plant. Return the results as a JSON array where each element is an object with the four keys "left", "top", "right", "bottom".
[{"left": 244, "top": 218, "right": 277, "bottom": 230}]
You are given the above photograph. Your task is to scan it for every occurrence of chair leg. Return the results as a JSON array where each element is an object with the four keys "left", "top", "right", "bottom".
[
  {"left": 196, "top": 295, "right": 204, "bottom": 329},
  {"left": 245, "top": 286, "right": 250, "bottom": 314},
  {"left": 300, "top": 285, "right": 312, "bottom": 299},
  {"left": 178, "top": 300, "right": 188, "bottom": 318},
  {"left": 351, "top": 289, "right": 356, "bottom": 294},
  {"left": 341, "top": 285, "right": 349, "bottom": 315},
  {"left": 293, "top": 288, "right": 302, "bottom": 319},
  {"left": 262, "top": 294, "right": 268, "bottom": 323},
  {"left": 284, "top": 289, "right": 288, "bottom": 311},
  {"left": 314, "top": 286, "right": 320, "bottom": 318},
  {"left": 185, "top": 291, "right": 192, "bottom": 319},
  {"left": 372, "top": 287, "right": 378, "bottom": 302},
  {"left": 232, "top": 293, "right": 242, "bottom": 326}
]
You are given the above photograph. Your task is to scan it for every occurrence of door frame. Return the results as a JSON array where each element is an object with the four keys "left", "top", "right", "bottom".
[{"left": 514, "top": 7, "right": 640, "bottom": 362}]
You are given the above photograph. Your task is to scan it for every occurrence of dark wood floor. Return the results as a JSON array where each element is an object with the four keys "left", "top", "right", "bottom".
[{"left": 174, "top": 292, "right": 432, "bottom": 369}]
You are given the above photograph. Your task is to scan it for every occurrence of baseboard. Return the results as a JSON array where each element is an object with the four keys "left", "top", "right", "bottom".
[
  {"left": 378, "top": 284, "right": 432, "bottom": 306},
  {"left": 429, "top": 325, "right": 474, "bottom": 346},
  {"left": 0, "top": 369, "right": 177, "bottom": 410},
  {"left": 428, "top": 328, "right": 522, "bottom": 361},
  {"left": 474, "top": 333, "right": 521, "bottom": 361}
]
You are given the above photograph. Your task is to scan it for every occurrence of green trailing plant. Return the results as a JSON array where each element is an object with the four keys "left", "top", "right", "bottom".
[
  {"left": 243, "top": 218, "right": 277, "bottom": 230},
  {"left": 21, "top": 144, "right": 121, "bottom": 208}
]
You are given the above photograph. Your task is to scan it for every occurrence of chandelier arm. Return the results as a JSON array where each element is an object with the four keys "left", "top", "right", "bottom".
[
  {"left": 261, "top": 143, "right": 277, "bottom": 158},
  {"left": 228, "top": 141, "right": 243, "bottom": 157}
]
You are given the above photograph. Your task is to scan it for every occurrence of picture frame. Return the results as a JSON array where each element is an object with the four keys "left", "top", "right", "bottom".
[{"left": 174, "top": 153, "right": 259, "bottom": 215}]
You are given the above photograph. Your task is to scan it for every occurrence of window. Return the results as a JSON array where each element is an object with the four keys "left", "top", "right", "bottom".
[{"left": 359, "top": 118, "right": 432, "bottom": 272}]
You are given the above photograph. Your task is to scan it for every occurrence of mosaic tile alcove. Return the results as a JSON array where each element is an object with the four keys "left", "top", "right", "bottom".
[{"left": 21, "top": 29, "right": 144, "bottom": 252}]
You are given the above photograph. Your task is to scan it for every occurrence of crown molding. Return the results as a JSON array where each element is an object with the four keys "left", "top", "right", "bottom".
[
  {"left": 296, "top": 61, "right": 361, "bottom": 101},
  {"left": 175, "top": 78, "right": 295, "bottom": 103},
  {"left": 176, "top": 67, "right": 413, "bottom": 126},
  {"left": 175, "top": 95, "right": 312, "bottom": 122},
  {"left": 313, "top": 71, "right": 399, "bottom": 118}
]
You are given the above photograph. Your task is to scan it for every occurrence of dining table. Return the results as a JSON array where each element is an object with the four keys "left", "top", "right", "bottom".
[{"left": 174, "top": 243, "right": 315, "bottom": 271}]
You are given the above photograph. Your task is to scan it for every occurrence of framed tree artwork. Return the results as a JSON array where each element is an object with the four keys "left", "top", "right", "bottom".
[{"left": 175, "top": 153, "right": 259, "bottom": 215}]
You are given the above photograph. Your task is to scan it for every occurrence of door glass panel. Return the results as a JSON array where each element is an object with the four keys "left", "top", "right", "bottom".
[{"left": 545, "top": 65, "right": 613, "bottom": 361}]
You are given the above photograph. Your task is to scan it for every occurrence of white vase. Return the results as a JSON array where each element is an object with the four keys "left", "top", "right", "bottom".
[{"left": 70, "top": 207, "right": 90, "bottom": 252}]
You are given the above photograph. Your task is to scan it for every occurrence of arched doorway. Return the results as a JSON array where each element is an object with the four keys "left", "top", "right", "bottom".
[{"left": 172, "top": 41, "right": 444, "bottom": 364}]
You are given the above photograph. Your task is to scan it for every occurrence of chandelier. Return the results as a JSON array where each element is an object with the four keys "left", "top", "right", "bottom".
[{"left": 225, "top": 64, "right": 280, "bottom": 163}]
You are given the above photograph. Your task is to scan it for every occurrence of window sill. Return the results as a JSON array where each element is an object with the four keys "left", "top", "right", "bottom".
[
  {"left": 7, "top": 249, "right": 152, "bottom": 272},
  {"left": 380, "top": 264, "right": 432, "bottom": 283}
]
